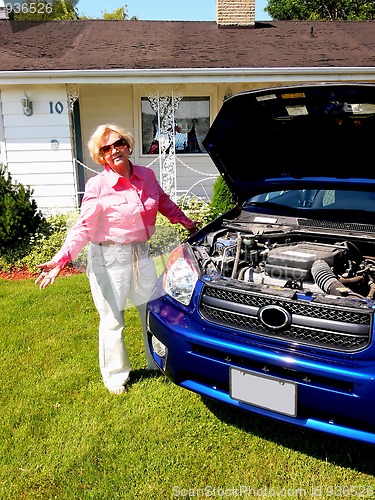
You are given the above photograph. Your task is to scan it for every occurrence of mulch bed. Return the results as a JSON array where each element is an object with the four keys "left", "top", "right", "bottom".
[
  {"left": 0, "top": 269, "right": 37, "bottom": 280},
  {"left": 0, "top": 266, "right": 84, "bottom": 281}
]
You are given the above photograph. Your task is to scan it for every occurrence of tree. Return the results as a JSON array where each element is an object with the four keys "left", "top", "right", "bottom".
[
  {"left": 11, "top": 1, "right": 138, "bottom": 21},
  {"left": 102, "top": 6, "right": 137, "bottom": 20},
  {"left": 209, "top": 175, "right": 234, "bottom": 220},
  {"left": 12, "top": 0, "right": 78, "bottom": 20},
  {"left": 265, "top": 0, "right": 375, "bottom": 20}
]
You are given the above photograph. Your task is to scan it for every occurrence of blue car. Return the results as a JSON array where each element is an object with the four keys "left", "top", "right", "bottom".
[{"left": 146, "top": 83, "right": 375, "bottom": 445}]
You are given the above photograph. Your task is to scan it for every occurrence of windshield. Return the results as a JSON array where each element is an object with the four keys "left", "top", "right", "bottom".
[{"left": 247, "top": 189, "right": 375, "bottom": 211}]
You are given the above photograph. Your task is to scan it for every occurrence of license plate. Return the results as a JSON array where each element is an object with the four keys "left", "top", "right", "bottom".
[{"left": 230, "top": 367, "right": 297, "bottom": 417}]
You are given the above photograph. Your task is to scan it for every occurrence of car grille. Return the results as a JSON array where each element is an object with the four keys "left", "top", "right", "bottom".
[{"left": 199, "top": 282, "right": 373, "bottom": 352}]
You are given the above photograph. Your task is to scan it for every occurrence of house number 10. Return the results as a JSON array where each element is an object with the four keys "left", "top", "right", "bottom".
[{"left": 49, "top": 101, "right": 64, "bottom": 114}]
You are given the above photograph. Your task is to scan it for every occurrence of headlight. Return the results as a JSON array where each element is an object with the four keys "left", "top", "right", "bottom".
[{"left": 163, "top": 244, "right": 199, "bottom": 305}]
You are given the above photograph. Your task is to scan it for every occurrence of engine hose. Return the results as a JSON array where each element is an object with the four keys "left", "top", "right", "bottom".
[
  {"left": 231, "top": 233, "right": 242, "bottom": 279},
  {"left": 311, "top": 260, "right": 350, "bottom": 296},
  {"left": 339, "top": 275, "right": 363, "bottom": 284},
  {"left": 367, "top": 283, "right": 375, "bottom": 300},
  {"left": 238, "top": 266, "right": 250, "bottom": 280}
]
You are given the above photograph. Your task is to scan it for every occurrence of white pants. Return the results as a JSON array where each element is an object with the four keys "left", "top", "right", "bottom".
[{"left": 87, "top": 242, "right": 158, "bottom": 390}]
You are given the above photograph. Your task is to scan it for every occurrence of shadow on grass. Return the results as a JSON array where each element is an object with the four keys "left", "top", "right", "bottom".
[
  {"left": 202, "top": 396, "right": 375, "bottom": 475},
  {"left": 128, "top": 368, "right": 164, "bottom": 386}
]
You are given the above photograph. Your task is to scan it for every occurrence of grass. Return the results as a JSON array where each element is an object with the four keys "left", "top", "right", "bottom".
[{"left": 1, "top": 273, "right": 375, "bottom": 499}]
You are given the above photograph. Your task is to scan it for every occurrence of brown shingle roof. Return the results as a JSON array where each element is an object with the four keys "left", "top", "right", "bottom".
[{"left": 1, "top": 19, "right": 375, "bottom": 71}]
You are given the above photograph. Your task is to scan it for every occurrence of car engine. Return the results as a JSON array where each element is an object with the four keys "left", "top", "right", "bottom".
[{"left": 192, "top": 224, "right": 375, "bottom": 301}]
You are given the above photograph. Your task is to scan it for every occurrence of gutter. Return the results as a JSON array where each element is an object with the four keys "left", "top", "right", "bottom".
[{"left": 0, "top": 67, "right": 375, "bottom": 85}]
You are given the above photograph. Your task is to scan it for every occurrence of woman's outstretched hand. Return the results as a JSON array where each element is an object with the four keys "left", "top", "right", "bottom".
[
  {"left": 187, "top": 220, "right": 200, "bottom": 236},
  {"left": 35, "top": 261, "right": 62, "bottom": 289}
]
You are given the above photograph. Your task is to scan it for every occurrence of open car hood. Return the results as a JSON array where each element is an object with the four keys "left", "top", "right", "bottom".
[{"left": 202, "top": 83, "right": 375, "bottom": 203}]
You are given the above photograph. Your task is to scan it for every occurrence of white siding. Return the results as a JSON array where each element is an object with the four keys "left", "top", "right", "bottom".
[
  {"left": 0, "top": 94, "right": 5, "bottom": 166},
  {"left": 1, "top": 86, "right": 76, "bottom": 214}
]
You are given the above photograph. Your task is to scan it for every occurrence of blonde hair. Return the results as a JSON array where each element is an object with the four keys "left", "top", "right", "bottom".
[{"left": 88, "top": 124, "right": 135, "bottom": 165}]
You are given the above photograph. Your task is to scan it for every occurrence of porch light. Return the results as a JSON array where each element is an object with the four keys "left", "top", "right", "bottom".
[{"left": 21, "top": 94, "right": 33, "bottom": 116}]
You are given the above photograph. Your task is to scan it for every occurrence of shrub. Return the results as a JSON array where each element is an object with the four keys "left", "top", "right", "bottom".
[
  {"left": 149, "top": 213, "right": 181, "bottom": 256},
  {"left": 149, "top": 195, "right": 212, "bottom": 256},
  {"left": 2, "top": 193, "right": 213, "bottom": 273},
  {"left": 209, "top": 175, "right": 234, "bottom": 220},
  {"left": 0, "top": 164, "right": 46, "bottom": 270},
  {"left": 19, "top": 211, "right": 83, "bottom": 273}
]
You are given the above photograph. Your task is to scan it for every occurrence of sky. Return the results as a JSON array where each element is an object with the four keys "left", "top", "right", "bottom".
[{"left": 75, "top": 0, "right": 272, "bottom": 22}]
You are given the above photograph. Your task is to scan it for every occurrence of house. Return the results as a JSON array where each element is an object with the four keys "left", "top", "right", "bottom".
[{"left": 1, "top": 0, "right": 375, "bottom": 214}]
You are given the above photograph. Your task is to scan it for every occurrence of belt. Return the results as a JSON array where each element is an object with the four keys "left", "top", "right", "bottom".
[
  {"left": 95, "top": 241, "right": 148, "bottom": 249},
  {"left": 95, "top": 241, "right": 121, "bottom": 246}
]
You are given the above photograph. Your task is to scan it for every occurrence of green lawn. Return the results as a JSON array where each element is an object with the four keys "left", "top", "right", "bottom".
[{"left": 1, "top": 274, "right": 375, "bottom": 499}]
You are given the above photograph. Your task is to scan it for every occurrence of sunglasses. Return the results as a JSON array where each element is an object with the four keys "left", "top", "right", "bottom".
[{"left": 99, "top": 138, "right": 128, "bottom": 156}]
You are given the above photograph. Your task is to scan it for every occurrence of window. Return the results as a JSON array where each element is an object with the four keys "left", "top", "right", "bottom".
[{"left": 141, "top": 96, "right": 210, "bottom": 155}]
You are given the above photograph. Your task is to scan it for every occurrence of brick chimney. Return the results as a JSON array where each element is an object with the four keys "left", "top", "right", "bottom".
[{"left": 216, "top": 0, "right": 255, "bottom": 27}]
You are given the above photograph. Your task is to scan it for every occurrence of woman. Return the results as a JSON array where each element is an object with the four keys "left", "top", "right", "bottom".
[{"left": 35, "top": 124, "right": 198, "bottom": 395}]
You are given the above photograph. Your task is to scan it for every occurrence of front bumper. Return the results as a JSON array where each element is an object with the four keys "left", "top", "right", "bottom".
[{"left": 147, "top": 291, "right": 375, "bottom": 446}]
